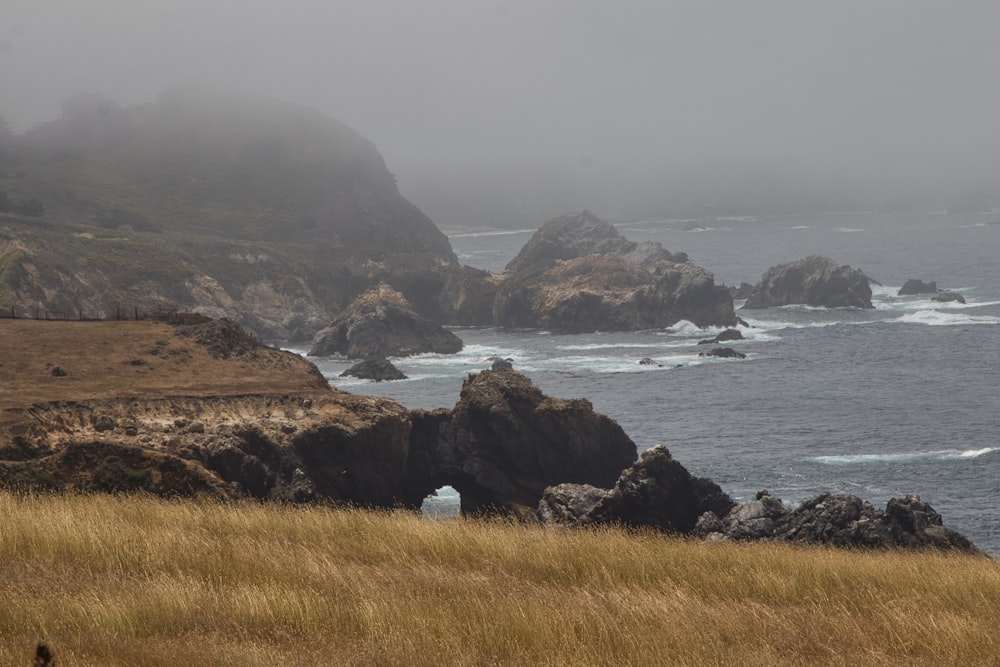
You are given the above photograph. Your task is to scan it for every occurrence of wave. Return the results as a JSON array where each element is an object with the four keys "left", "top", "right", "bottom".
[
  {"left": 789, "top": 225, "right": 814, "bottom": 230},
  {"left": 811, "top": 448, "right": 1000, "bottom": 465},
  {"left": 837, "top": 227, "right": 865, "bottom": 233},
  {"left": 556, "top": 341, "right": 691, "bottom": 351},
  {"left": 447, "top": 228, "right": 535, "bottom": 238},
  {"left": 895, "top": 310, "right": 1000, "bottom": 326}
]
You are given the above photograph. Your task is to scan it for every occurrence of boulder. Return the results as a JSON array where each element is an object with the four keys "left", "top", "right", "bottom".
[
  {"left": 405, "top": 367, "right": 637, "bottom": 515},
  {"left": 699, "top": 347, "right": 746, "bottom": 359},
  {"left": 310, "top": 283, "right": 463, "bottom": 358},
  {"left": 538, "top": 445, "right": 734, "bottom": 533},
  {"left": 898, "top": 279, "right": 938, "bottom": 295},
  {"left": 495, "top": 213, "right": 733, "bottom": 332},
  {"left": 638, "top": 357, "right": 661, "bottom": 366},
  {"left": 932, "top": 290, "right": 966, "bottom": 304},
  {"left": 340, "top": 358, "right": 407, "bottom": 382},
  {"left": 743, "top": 256, "right": 873, "bottom": 309}
]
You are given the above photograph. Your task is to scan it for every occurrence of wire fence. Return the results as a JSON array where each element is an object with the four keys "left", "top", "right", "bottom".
[{"left": 0, "top": 305, "right": 209, "bottom": 325}]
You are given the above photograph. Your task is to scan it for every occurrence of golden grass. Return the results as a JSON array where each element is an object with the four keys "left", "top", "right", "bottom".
[
  {"left": 0, "top": 319, "right": 327, "bottom": 417},
  {"left": 1, "top": 492, "right": 998, "bottom": 666}
]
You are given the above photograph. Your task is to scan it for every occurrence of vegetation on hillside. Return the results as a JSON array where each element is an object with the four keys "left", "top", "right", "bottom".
[
  {"left": 1, "top": 492, "right": 997, "bottom": 666},
  {"left": 1, "top": 87, "right": 454, "bottom": 257}
]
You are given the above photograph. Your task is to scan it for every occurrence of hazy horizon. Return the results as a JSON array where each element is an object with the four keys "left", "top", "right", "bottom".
[{"left": 3, "top": 1, "right": 998, "bottom": 227}]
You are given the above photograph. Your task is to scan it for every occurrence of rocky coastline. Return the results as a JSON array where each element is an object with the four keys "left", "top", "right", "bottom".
[{"left": 0, "top": 318, "right": 981, "bottom": 555}]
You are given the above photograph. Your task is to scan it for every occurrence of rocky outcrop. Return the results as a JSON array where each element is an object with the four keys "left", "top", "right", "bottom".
[
  {"left": 309, "top": 283, "right": 463, "bottom": 358},
  {"left": 898, "top": 279, "right": 938, "bottom": 295},
  {"left": 405, "top": 368, "right": 638, "bottom": 515},
  {"left": 494, "top": 212, "right": 734, "bottom": 332},
  {"left": 340, "top": 359, "right": 407, "bottom": 382},
  {"left": 932, "top": 290, "right": 966, "bottom": 304},
  {"left": 694, "top": 490, "right": 980, "bottom": 553},
  {"left": 538, "top": 446, "right": 734, "bottom": 532},
  {"left": 743, "top": 256, "right": 873, "bottom": 309}
]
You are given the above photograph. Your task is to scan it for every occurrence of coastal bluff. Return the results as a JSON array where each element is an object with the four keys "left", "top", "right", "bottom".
[{"left": 0, "top": 317, "right": 633, "bottom": 510}]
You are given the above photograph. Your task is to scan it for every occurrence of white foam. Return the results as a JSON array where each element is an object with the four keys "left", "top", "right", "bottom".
[
  {"left": 895, "top": 310, "right": 1000, "bottom": 326},
  {"left": 812, "top": 448, "right": 1000, "bottom": 465},
  {"left": 556, "top": 341, "right": 691, "bottom": 351},
  {"left": 789, "top": 225, "right": 814, "bottom": 230},
  {"left": 447, "top": 228, "right": 535, "bottom": 238},
  {"left": 837, "top": 227, "right": 865, "bottom": 233}
]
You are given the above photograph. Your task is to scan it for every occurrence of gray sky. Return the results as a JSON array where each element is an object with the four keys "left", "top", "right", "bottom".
[{"left": 3, "top": 0, "right": 999, "bottom": 225}]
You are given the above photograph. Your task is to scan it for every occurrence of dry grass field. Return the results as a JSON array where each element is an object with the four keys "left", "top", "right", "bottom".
[
  {"left": 0, "top": 319, "right": 327, "bottom": 419},
  {"left": 1, "top": 492, "right": 998, "bottom": 666}
]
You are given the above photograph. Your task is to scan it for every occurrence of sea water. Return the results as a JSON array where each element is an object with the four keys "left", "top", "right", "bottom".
[{"left": 297, "top": 211, "right": 1000, "bottom": 553}]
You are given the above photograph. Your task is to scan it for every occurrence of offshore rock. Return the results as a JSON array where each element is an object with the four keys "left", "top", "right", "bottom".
[
  {"left": 495, "top": 212, "right": 734, "bottom": 332},
  {"left": 406, "top": 368, "right": 637, "bottom": 516},
  {"left": 309, "top": 283, "right": 463, "bottom": 358},
  {"left": 932, "top": 290, "right": 966, "bottom": 304},
  {"left": 898, "top": 278, "right": 938, "bottom": 295},
  {"left": 340, "top": 358, "right": 407, "bottom": 382},
  {"left": 504, "top": 210, "right": 686, "bottom": 274},
  {"left": 698, "top": 329, "right": 745, "bottom": 345},
  {"left": 538, "top": 445, "right": 735, "bottom": 533},
  {"left": 743, "top": 255, "right": 874, "bottom": 309}
]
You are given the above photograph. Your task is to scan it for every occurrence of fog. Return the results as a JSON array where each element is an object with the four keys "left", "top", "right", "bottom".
[{"left": 3, "top": 0, "right": 998, "bottom": 227}]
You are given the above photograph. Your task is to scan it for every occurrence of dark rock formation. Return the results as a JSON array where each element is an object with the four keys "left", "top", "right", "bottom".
[
  {"left": 310, "top": 283, "right": 463, "bottom": 358},
  {"left": 743, "top": 256, "right": 874, "bottom": 309},
  {"left": 638, "top": 357, "right": 661, "bottom": 366},
  {"left": 698, "top": 328, "right": 744, "bottom": 345},
  {"left": 538, "top": 446, "right": 734, "bottom": 532},
  {"left": 340, "top": 359, "right": 407, "bottom": 382},
  {"left": 932, "top": 290, "right": 966, "bottom": 304},
  {"left": 494, "top": 212, "right": 733, "bottom": 332},
  {"left": 694, "top": 490, "right": 980, "bottom": 553},
  {"left": 730, "top": 282, "right": 755, "bottom": 300},
  {"left": 898, "top": 279, "right": 938, "bottom": 295},
  {"left": 699, "top": 347, "right": 746, "bottom": 359},
  {"left": 405, "top": 368, "right": 637, "bottom": 515}
]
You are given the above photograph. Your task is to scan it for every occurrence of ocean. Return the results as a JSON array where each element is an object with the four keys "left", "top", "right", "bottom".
[{"left": 294, "top": 211, "right": 1000, "bottom": 554}]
